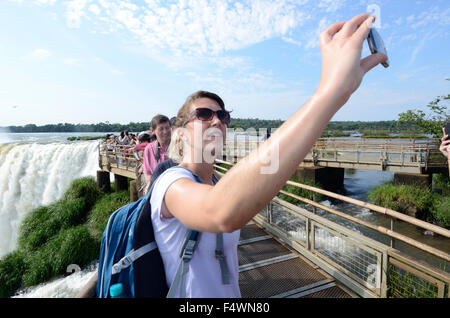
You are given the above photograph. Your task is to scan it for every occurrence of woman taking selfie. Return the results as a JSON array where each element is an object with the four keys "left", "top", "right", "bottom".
[{"left": 150, "top": 13, "right": 388, "bottom": 297}]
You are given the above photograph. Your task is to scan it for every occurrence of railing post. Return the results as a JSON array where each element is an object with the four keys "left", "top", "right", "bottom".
[
  {"left": 313, "top": 193, "right": 317, "bottom": 215},
  {"left": 268, "top": 202, "right": 273, "bottom": 224},
  {"left": 390, "top": 218, "right": 395, "bottom": 248}
]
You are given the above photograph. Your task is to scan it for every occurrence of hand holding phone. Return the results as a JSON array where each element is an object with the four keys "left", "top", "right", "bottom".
[
  {"left": 367, "top": 28, "right": 389, "bottom": 68},
  {"left": 444, "top": 122, "right": 450, "bottom": 136}
]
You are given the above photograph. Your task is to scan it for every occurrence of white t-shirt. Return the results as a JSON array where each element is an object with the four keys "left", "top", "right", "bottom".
[{"left": 150, "top": 167, "right": 241, "bottom": 298}]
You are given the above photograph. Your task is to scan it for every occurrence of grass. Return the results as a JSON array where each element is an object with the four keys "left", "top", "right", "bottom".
[
  {"left": 0, "top": 177, "right": 130, "bottom": 298},
  {"left": 21, "top": 226, "right": 98, "bottom": 288},
  {"left": 87, "top": 191, "right": 130, "bottom": 241}
]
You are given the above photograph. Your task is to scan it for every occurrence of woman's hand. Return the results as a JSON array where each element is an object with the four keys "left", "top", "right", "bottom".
[
  {"left": 440, "top": 128, "right": 450, "bottom": 159},
  {"left": 316, "top": 14, "right": 388, "bottom": 105}
]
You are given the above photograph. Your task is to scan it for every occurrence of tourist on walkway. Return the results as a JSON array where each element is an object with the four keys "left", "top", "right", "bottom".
[
  {"left": 143, "top": 114, "right": 172, "bottom": 194},
  {"left": 149, "top": 14, "right": 387, "bottom": 298},
  {"left": 119, "top": 130, "right": 130, "bottom": 145}
]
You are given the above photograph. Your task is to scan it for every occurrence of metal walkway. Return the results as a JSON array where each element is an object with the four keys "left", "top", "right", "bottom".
[
  {"left": 238, "top": 222, "right": 355, "bottom": 298},
  {"left": 225, "top": 138, "right": 447, "bottom": 174},
  {"left": 95, "top": 142, "right": 450, "bottom": 298}
]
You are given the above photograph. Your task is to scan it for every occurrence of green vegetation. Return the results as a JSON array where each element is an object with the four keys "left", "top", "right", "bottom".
[
  {"left": 397, "top": 79, "right": 449, "bottom": 137},
  {"left": 367, "top": 183, "right": 434, "bottom": 214},
  {"left": 430, "top": 196, "right": 450, "bottom": 228},
  {"left": 87, "top": 191, "right": 130, "bottom": 241},
  {"left": 3, "top": 82, "right": 447, "bottom": 139},
  {"left": 387, "top": 264, "right": 444, "bottom": 298},
  {"left": 434, "top": 173, "right": 450, "bottom": 195},
  {"left": 0, "top": 177, "right": 130, "bottom": 298},
  {"left": 3, "top": 119, "right": 420, "bottom": 136},
  {"left": 367, "top": 177, "right": 450, "bottom": 228}
]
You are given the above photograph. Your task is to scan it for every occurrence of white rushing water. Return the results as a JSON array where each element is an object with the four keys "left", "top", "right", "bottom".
[
  {"left": 13, "top": 262, "right": 99, "bottom": 298},
  {"left": 0, "top": 141, "right": 100, "bottom": 258}
]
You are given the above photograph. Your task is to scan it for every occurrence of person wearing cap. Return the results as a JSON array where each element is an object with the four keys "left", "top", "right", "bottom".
[{"left": 143, "top": 114, "right": 172, "bottom": 194}]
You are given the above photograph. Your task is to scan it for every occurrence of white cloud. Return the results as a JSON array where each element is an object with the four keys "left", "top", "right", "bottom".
[
  {"left": 282, "top": 36, "right": 302, "bottom": 47},
  {"left": 24, "top": 49, "right": 51, "bottom": 60},
  {"left": 88, "top": 4, "right": 101, "bottom": 15},
  {"left": 35, "top": 0, "right": 57, "bottom": 5},
  {"left": 305, "top": 17, "right": 329, "bottom": 49},
  {"left": 410, "top": 6, "right": 450, "bottom": 29},
  {"left": 65, "top": 0, "right": 88, "bottom": 28},
  {"left": 318, "top": 0, "right": 345, "bottom": 13},
  {"left": 63, "top": 0, "right": 308, "bottom": 57},
  {"left": 62, "top": 57, "right": 81, "bottom": 66}
]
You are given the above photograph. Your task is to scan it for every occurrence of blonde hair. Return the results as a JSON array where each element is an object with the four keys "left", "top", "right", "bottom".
[
  {"left": 167, "top": 91, "right": 226, "bottom": 163},
  {"left": 167, "top": 127, "right": 183, "bottom": 163}
]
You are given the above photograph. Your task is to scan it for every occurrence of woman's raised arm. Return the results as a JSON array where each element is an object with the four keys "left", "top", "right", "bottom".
[{"left": 165, "top": 14, "right": 388, "bottom": 233}]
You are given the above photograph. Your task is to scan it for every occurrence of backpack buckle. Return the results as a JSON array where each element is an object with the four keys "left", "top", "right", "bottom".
[
  {"left": 119, "top": 256, "right": 132, "bottom": 268},
  {"left": 215, "top": 249, "right": 225, "bottom": 260},
  {"left": 181, "top": 240, "right": 196, "bottom": 261},
  {"left": 112, "top": 256, "right": 132, "bottom": 275}
]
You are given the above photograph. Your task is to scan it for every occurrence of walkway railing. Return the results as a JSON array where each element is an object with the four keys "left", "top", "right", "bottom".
[
  {"left": 98, "top": 143, "right": 140, "bottom": 179},
  {"left": 98, "top": 142, "right": 450, "bottom": 297},
  {"left": 224, "top": 138, "right": 447, "bottom": 174},
  {"left": 215, "top": 159, "right": 450, "bottom": 298}
]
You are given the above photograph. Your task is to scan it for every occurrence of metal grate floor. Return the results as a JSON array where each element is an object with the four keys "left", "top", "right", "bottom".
[{"left": 238, "top": 223, "right": 353, "bottom": 298}]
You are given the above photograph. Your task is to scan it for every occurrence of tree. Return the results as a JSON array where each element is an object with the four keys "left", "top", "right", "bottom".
[{"left": 398, "top": 79, "right": 450, "bottom": 137}]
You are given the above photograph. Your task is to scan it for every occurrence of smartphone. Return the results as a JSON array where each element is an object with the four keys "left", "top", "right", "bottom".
[
  {"left": 367, "top": 28, "right": 389, "bottom": 68},
  {"left": 445, "top": 122, "right": 450, "bottom": 136}
]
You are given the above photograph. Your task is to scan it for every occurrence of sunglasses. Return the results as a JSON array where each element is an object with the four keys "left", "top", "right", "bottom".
[{"left": 182, "top": 107, "right": 231, "bottom": 126}]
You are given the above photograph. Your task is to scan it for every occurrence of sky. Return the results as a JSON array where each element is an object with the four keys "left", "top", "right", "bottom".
[{"left": 1, "top": 0, "right": 449, "bottom": 127}]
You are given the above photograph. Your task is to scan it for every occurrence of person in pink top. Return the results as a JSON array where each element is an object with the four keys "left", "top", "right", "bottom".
[{"left": 143, "top": 114, "right": 172, "bottom": 193}]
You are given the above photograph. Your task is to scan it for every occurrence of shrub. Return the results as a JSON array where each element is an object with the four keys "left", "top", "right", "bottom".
[
  {"left": 430, "top": 196, "right": 450, "bottom": 228},
  {"left": 0, "top": 251, "right": 27, "bottom": 298},
  {"left": 87, "top": 191, "right": 130, "bottom": 241},
  {"left": 369, "top": 183, "right": 433, "bottom": 209},
  {"left": 368, "top": 183, "right": 399, "bottom": 210},
  {"left": 433, "top": 173, "right": 450, "bottom": 195}
]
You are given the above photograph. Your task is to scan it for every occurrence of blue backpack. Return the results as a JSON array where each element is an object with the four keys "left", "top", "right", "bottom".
[{"left": 96, "top": 160, "right": 229, "bottom": 298}]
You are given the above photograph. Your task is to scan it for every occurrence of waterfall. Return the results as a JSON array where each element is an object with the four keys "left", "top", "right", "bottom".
[{"left": 0, "top": 141, "right": 100, "bottom": 258}]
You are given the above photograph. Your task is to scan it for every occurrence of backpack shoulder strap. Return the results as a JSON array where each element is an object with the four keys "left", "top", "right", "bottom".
[
  {"left": 166, "top": 167, "right": 230, "bottom": 297},
  {"left": 165, "top": 167, "right": 202, "bottom": 298}
]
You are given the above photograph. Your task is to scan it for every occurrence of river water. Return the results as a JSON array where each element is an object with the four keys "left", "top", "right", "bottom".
[{"left": 0, "top": 132, "right": 448, "bottom": 297}]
